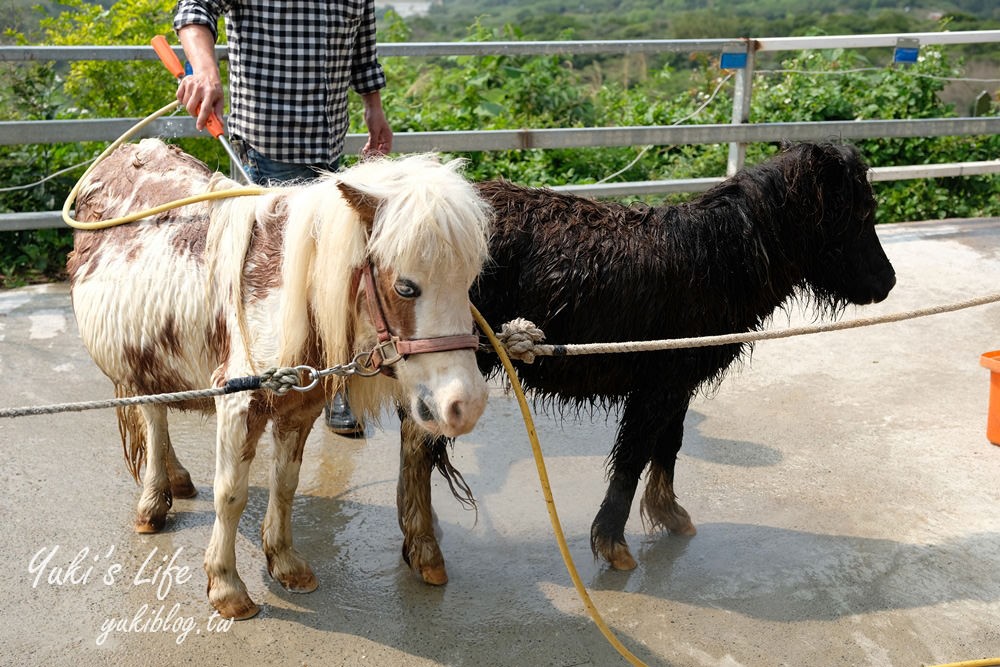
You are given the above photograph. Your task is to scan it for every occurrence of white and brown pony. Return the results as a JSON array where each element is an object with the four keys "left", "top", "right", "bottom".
[{"left": 67, "top": 138, "right": 492, "bottom": 620}]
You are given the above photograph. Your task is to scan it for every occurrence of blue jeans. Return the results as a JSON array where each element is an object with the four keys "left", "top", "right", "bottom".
[{"left": 234, "top": 138, "right": 340, "bottom": 185}]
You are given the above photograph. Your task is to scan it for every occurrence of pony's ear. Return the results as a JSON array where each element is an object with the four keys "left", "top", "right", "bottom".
[{"left": 337, "top": 182, "right": 381, "bottom": 230}]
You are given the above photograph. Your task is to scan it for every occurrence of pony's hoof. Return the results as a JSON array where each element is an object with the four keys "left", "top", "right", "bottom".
[
  {"left": 277, "top": 570, "right": 318, "bottom": 593},
  {"left": 419, "top": 564, "right": 449, "bottom": 586},
  {"left": 212, "top": 596, "right": 260, "bottom": 621},
  {"left": 640, "top": 481, "right": 699, "bottom": 538},
  {"left": 135, "top": 489, "right": 172, "bottom": 533},
  {"left": 402, "top": 537, "right": 448, "bottom": 585},
  {"left": 266, "top": 549, "right": 318, "bottom": 593},
  {"left": 134, "top": 515, "right": 166, "bottom": 534},
  {"left": 608, "top": 549, "right": 638, "bottom": 571},
  {"left": 207, "top": 575, "right": 260, "bottom": 620},
  {"left": 641, "top": 498, "right": 698, "bottom": 537},
  {"left": 170, "top": 479, "right": 198, "bottom": 499},
  {"left": 595, "top": 537, "right": 638, "bottom": 571}
]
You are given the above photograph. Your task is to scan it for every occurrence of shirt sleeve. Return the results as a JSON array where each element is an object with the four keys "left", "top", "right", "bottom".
[
  {"left": 350, "top": 0, "right": 387, "bottom": 95},
  {"left": 173, "top": 0, "right": 230, "bottom": 42}
]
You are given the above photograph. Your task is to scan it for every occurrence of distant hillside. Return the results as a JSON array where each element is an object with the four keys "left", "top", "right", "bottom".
[
  {"left": 5, "top": 0, "right": 996, "bottom": 43},
  {"left": 396, "top": 0, "right": 998, "bottom": 40},
  {"left": 421, "top": 0, "right": 997, "bottom": 24}
]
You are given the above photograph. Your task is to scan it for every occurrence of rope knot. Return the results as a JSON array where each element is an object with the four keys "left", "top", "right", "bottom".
[
  {"left": 498, "top": 318, "right": 546, "bottom": 363},
  {"left": 258, "top": 367, "right": 303, "bottom": 395}
]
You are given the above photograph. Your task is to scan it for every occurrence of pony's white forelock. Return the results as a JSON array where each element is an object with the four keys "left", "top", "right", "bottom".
[{"left": 342, "top": 154, "right": 492, "bottom": 278}]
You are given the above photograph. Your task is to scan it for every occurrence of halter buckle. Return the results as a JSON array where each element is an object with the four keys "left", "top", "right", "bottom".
[{"left": 373, "top": 338, "right": 403, "bottom": 367}]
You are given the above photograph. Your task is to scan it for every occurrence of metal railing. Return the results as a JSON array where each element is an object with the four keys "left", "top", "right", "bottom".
[{"left": 1, "top": 30, "right": 999, "bottom": 231}]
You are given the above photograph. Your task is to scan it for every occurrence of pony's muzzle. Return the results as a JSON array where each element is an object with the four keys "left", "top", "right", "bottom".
[{"left": 410, "top": 377, "right": 488, "bottom": 438}]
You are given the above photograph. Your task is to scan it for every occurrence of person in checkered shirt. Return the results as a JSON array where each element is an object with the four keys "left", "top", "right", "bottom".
[
  {"left": 172, "top": 0, "right": 393, "bottom": 184},
  {"left": 174, "top": 1, "right": 394, "bottom": 435},
  {"left": 174, "top": 0, "right": 392, "bottom": 437}
]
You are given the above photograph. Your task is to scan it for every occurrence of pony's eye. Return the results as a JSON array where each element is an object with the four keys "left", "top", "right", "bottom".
[{"left": 394, "top": 279, "right": 421, "bottom": 299}]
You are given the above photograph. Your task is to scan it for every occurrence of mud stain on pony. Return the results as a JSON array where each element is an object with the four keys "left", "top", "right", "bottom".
[
  {"left": 398, "top": 142, "right": 896, "bottom": 583},
  {"left": 67, "top": 139, "right": 492, "bottom": 619}
]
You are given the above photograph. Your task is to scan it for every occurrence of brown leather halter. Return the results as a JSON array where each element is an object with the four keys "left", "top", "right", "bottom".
[{"left": 358, "top": 262, "right": 479, "bottom": 376}]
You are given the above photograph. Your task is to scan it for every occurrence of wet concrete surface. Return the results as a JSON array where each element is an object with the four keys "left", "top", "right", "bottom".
[{"left": 2, "top": 218, "right": 1000, "bottom": 667}]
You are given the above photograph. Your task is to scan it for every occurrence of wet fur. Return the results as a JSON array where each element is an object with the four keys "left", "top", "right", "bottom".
[
  {"left": 398, "top": 142, "right": 897, "bottom": 580},
  {"left": 68, "top": 139, "right": 492, "bottom": 618}
]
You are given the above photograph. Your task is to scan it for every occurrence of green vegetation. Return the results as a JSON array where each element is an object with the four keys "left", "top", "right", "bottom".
[
  {"left": 402, "top": 0, "right": 999, "bottom": 41},
  {"left": 1, "top": 0, "right": 997, "bottom": 285},
  {"left": 368, "top": 15, "right": 998, "bottom": 216}
]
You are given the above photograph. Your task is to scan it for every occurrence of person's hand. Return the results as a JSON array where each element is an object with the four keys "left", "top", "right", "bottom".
[
  {"left": 176, "top": 72, "right": 225, "bottom": 133},
  {"left": 176, "top": 25, "right": 225, "bottom": 133},
  {"left": 362, "top": 94, "right": 393, "bottom": 157}
]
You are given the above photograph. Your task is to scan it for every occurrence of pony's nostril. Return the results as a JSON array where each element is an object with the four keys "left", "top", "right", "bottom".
[
  {"left": 448, "top": 402, "right": 463, "bottom": 424},
  {"left": 416, "top": 397, "right": 434, "bottom": 423}
]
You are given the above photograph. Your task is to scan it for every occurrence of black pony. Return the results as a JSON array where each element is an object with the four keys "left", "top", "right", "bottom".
[{"left": 396, "top": 142, "right": 897, "bottom": 584}]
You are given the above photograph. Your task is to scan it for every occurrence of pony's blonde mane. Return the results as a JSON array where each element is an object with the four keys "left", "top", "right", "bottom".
[
  {"left": 278, "top": 154, "right": 491, "bottom": 394},
  {"left": 202, "top": 174, "right": 267, "bottom": 372},
  {"left": 199, "top": 154, "right": 489, "bottom": 410}
]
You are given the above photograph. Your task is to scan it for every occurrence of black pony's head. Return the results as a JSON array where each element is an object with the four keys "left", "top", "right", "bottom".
[{"left": 779, "top": 142, "right": 896, "bottom": 310}]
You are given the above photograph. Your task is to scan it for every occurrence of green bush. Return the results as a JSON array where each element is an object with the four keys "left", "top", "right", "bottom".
[
  {"left": 0, "top": 0, "right": 227, "bottom": 286},
  {"left": 750, "top": 43, "right": 1000, "bottom": 222},
  {"left": 0, "top": 58, "right": 91, "bottom": 286}
]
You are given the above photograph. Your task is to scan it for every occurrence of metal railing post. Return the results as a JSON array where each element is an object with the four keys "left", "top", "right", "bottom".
[{"left": 726, "top": 40, "right": 757, "bottom": 176}]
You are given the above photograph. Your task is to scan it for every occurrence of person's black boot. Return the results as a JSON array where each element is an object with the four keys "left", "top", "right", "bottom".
[{"left": 324, "top": 391, "right": 365, "bottom": 437}]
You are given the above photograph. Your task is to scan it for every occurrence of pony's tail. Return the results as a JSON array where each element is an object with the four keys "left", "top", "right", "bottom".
[{"left": 115, "top": 383, "right": 146, "bottom": 483}]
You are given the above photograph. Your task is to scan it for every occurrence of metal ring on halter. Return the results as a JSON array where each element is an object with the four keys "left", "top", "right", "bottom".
[
  {"left": 291, "top": 365, "right": 321, "bottom": 392},
  {"left": 350, "top": 351, "right": 384, "bottom": 377}
]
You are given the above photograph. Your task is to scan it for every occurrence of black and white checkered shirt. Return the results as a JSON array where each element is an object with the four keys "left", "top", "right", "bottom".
[{"left": 174, "top": 0, "right": 386, "bottom": 165}]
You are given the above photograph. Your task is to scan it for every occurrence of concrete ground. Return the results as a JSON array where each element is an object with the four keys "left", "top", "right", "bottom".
[{"left": 1, "top": 218, "right": 999, "bottom": 667}]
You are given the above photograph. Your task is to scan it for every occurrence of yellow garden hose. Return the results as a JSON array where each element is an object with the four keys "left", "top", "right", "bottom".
[
  {"left": 473, "top": 305, "right": 649, "bottom": 666},
  {"left": 61, "top": 99, "right": 270, "bottom": 231}
]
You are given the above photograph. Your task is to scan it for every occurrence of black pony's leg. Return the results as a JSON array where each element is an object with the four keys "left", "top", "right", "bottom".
[
  {"left": 396, "top": 407, "right": 476, "bottom": 585},
  {"left": 641, "top": 405, "right": 697, "bottom": 537},
  {"left": 397, "top": 409, "right": 449, "bottom": 585},
  {"left": 591, "top": 393, "right": 660, "bottom": 571}
]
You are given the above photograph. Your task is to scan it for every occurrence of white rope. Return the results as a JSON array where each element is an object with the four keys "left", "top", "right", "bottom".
[
  {"left": 6, "top": 292, "right": 998, "bottom": 416},
  {"left": 496, "top": 291, "right": 1000, "bottom": 362},
  {"left": 0, "top": 386, "right": 230, "bottom": 418}
]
